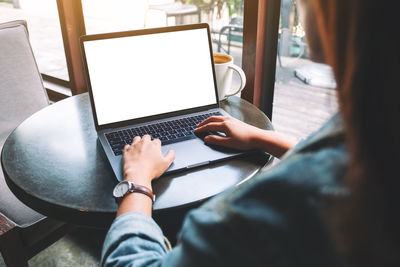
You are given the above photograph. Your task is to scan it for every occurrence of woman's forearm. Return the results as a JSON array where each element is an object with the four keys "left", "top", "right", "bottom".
[{"left": 251, "top": 129, "right": 297, "bottom": 158}]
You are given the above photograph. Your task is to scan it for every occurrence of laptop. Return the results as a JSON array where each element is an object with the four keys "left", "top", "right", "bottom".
[{"left": 80, "top": 23, "right": 252, "bottom": 181}]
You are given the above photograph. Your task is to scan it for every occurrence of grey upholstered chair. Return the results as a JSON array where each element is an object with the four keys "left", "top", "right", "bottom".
[{"left": 0, "top": 20, "right": 73, "bottom": 267}]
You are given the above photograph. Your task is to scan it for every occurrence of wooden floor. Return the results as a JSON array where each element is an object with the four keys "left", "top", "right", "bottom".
[
  {"left": 272, "top": 57, "right": 338, "bottom": 141},
  {"left": 219, "top": 44, "right": 339, "bottom": 142}
]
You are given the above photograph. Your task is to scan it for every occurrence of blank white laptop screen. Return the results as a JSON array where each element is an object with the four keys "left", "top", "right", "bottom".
[{"left": 83, "top": 28, "right": 217, "bottom": 126}]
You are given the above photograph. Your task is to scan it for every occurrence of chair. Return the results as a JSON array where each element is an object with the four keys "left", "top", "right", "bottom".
[
  {"left": 217, "top": 16, "right": 243, "bottom": 55},
  {"left": 146, "top": 0, "right": 201, "bottom": 26},
  {"left": 0, "top": 20, "right": 74, "bottom": 266},
  {"left": 217, "top": 16, "right": 284, "bottom": 68}
]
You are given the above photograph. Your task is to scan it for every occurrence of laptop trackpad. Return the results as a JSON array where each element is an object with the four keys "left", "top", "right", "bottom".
[{"left": 161, "top": 137, "right": 241, "bottom": 173}]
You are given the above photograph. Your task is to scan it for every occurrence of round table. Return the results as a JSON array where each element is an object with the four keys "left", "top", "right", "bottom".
[{"left": 1, "top": 93, "right": 273, "bottom": 228}]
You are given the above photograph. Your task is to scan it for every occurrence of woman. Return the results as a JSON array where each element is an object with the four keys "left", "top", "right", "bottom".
[{"left": 101, "top": 0, "right": 400, "bottom": 266}]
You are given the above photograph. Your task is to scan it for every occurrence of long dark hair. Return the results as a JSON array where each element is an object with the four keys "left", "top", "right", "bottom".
[{"left": 312, "top": 0, "right": 400, "bottom": 266}]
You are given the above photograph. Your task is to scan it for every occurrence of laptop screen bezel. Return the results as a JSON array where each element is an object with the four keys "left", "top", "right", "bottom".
[{"left": 80, "top": 23, "right": 220, "bottom": 132}]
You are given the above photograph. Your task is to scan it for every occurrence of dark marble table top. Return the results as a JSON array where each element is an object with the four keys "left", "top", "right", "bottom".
[{"left": 1, "top": 93, "right": 273, "bottom": 227}]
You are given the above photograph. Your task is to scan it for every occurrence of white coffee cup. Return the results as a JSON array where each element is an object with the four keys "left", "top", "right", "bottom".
[{"left": 213, "top": 53, "right": 246, "bottom": 101}]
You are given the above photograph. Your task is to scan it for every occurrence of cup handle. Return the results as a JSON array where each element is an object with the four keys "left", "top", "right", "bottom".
[{"left": 224, "top": 64, "right": 247, "bottom": 97}]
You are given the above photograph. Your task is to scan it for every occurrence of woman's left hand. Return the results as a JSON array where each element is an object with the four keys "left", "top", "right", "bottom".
[{"left": 122, "top": 135, "right": 175, "bottom": 188}]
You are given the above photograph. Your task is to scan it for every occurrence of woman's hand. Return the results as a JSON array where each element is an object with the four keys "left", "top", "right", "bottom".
[
  {"left": 195, "top": 116, "right": 297, "bottom": 158},
  {"left": 117, "top": 135, "right": 174, "bottom": 217},
  {"left": 123, "top": 135, "right": 175, "bottom": 188},
  {"left": 195, "top": 116, "right": 264, "bottom": 150}
]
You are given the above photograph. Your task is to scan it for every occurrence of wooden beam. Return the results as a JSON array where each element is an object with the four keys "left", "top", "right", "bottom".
[
  {"left": 241, "top": 0, "right": 270, "bottom": 108},
  {"left": 241, "top": 0, "right": 280, "bottom": 119},
  {"left": 56, "top": 0, "right": 87, "bottom": 95},
  {"left": 253, "top": 0, "right": 268, "bottom": 108},
  {"left": 46, "top": 88, "right": 70, "bottom": 102},
  {"left": 241, "top": 0, "right": 260, "bottom": 104},
  {"left": 259, "top": 0, "right": 281, "bottom": 119},
  {"left": 0, "top": 213, "right": 16, "bottom": 235}
]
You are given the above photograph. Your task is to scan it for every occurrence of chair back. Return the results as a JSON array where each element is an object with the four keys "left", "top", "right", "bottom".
[
  {"left": 0, "top": 20, "right": 49, "bottom": 148},
  {"left": 0, "top": 20, "right": 49, "bottom": 227}
]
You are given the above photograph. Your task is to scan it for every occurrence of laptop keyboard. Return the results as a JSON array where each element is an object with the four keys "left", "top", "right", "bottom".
[{"left": 105, "top": 112, "right": 222, "bottom": 156}]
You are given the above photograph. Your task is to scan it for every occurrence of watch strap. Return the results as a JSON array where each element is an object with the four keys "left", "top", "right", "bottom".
[{"left": 130, "top": 183, "right": 156, "bottom": 203}]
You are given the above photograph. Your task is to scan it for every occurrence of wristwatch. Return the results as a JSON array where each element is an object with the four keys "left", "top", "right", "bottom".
[{"left": 113, "top": 180, "right": 155, "bottom": 204}]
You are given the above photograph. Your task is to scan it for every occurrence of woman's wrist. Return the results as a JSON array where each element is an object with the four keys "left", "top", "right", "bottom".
[
  {"left": 117, "top": 188, "right": 153, "bottom": 217},
  {"left": 116, "top": 172, "right": 154, "bottom": 217},
  {"left": 249, "top": 128, "right": 268, "bottom": 150},
  {"left": 123, "top": 171, "right": 153, "bottom": 189}
]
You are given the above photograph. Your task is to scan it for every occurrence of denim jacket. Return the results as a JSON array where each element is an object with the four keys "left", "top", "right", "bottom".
[{"left": 101, "top": 114, "right": 347, "bottom": 267}]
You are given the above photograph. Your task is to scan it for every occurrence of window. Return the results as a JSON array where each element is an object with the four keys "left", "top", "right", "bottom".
[
  {"left": 0, "top": 0, "right": 69, "bottom": 81},
  {"left": 272, "top": 0, "right": 338, "bottom": 140},
  {"left": 81, "top": 0, "right": 245, "bottom": 88},
  {"left": 55, "top": 0, "right": 260, "bottom": 98}
]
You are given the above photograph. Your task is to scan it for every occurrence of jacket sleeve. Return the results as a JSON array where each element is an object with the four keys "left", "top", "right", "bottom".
[
  {"left": 100, "top": 195, "right": 239, "bottom": 267},
  {"left": 100, "top": 212, "right": 169, "bottom": 267}
]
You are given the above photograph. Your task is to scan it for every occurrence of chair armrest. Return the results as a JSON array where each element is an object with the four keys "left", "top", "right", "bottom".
[
  {"left": 0, "top": 212, "right": 17, "bottom": 235},
  {"left": 218, "top": 24, "right": 243, "bottom": 35}
]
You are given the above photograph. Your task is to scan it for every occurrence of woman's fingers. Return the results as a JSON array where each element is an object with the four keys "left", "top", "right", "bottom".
[
  {"left": 197, "top": 116, "right": 226, "bottom": 127},
  {"left": 132, "top": 135, "right": 141, "bottom": 145},
  {"left": 203, "top": 135, "right": 232, "bottom": 147},
  {"left": 153, "top": 137, "right": 162, "bottom": 146},
  {"left": 195, "top": 122, "right": 229, "bottom": 134},
  {"left": 163, "top": 150, "right": 175, "bottom": 166},
  {"left": 142, "top": 134, "right": 151, "bottom": 141}
]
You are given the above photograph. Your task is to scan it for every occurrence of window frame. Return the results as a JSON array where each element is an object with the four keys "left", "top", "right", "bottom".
[
  {"left": 242, "top": 0, "right": 280, "bottom": 119},
  {"left": 54, "top": 0, "right": 280, "bottom": 119}
]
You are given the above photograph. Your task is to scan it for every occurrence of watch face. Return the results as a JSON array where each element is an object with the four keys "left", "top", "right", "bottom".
[{"left": 113, "top": 181, "right": 130, "bottom": 198}]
